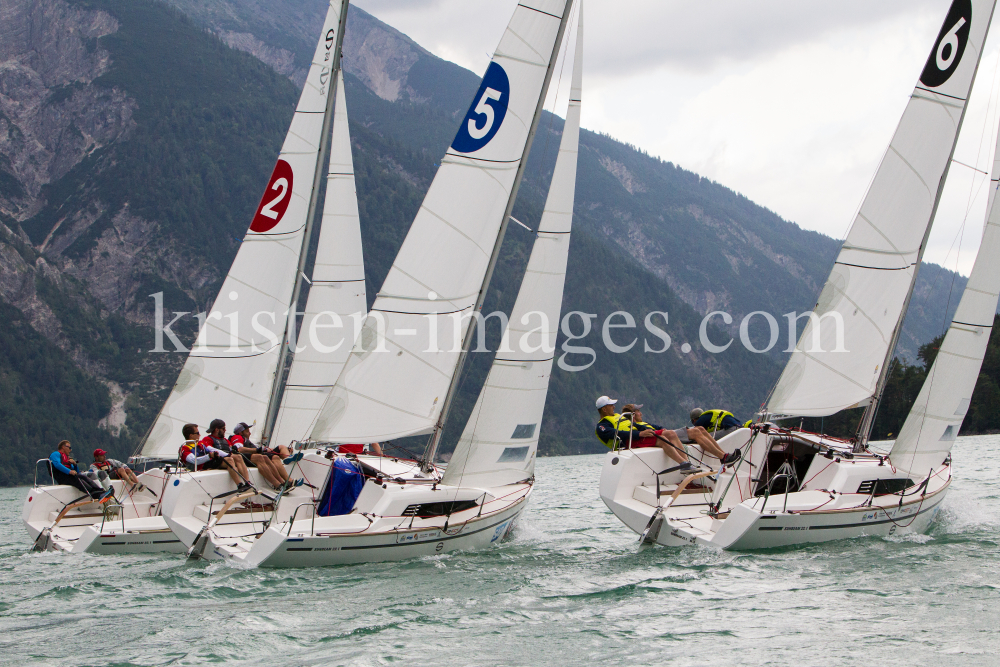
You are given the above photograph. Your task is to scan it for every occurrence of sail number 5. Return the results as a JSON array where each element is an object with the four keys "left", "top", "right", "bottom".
[
  {"left": 251, "top": 159, "right": 294, "bottom": 233},
  {"left": 451, "top": 62, "right": 511, "bottom": 153},
  {"left": 468, "top": 88, "right": 503, "bottom": 140}
]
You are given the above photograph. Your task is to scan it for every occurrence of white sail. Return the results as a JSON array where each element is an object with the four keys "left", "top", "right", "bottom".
[
  {"left": 767, "top": 0, "right": 996, "bottom": 418},
  {"left": 141, "top": 0, "right": 348, "bottom": 458},
  {"left": 310, "top": 0, "right": 574, "bottom": 443},
  {"left": 441, "top": 7, "right": 582, "bottom": 489},
  {"left": 890, "top": 134, "right": 1000, "bottom": 476},
  {"left": 270, "top": 71, "right": 367, "bottom": 447}
]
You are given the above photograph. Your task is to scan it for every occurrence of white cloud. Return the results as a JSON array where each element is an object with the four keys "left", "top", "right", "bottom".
[{"left": 354, "top": 0, "right": 1000, "bottom": 275}]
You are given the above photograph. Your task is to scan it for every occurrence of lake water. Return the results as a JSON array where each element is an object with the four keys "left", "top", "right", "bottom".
[{"left": 2, "top": 436, "right": 999, "bottom": 666}]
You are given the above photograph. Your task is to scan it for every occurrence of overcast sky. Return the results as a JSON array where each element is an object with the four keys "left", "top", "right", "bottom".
[{"left": 353, "top": 0, "right": 1000, "bottom": 276}]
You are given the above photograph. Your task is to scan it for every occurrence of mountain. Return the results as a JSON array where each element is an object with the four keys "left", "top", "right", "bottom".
[{"left": 0, "top": 0, "right": 975, "bottom": 484}]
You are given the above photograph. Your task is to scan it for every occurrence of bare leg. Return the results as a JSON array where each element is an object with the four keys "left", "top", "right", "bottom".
[
  {"left": 250, "top": 454, "right": 282, "bottom": 487},
  {"left": 687, "top": 427, "right": 726, "bottom": 459},
  {"left": 221, "top": 458, "right": 242, "bottom": 486},
  {"left": 274, "top": 445, "right": 292, "bottom": 459},
  {"left": 655, "top": 431, "right": 689, "bottom": 465},
  {"left": 269, "top": 455, "right": 289, "bottom": 482}
]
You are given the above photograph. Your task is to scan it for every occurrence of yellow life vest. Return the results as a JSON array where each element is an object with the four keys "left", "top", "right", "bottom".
[
  {"left": 700, "top": 409, "right": 735, "bottom": 432},
  {"left": 596, "top": 414, "right": 634, "bottom": 448}
]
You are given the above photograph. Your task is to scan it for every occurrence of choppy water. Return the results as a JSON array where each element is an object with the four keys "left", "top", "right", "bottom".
[{"left": 2, "top": 436, "right": 999, "bottom": 666}]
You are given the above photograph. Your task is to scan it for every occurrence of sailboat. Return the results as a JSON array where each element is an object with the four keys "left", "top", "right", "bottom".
[
  {"left": 21, "top": 0, "right": 354, "bottom": 554},
  {"left": 162, "top": 0, "right": 582, "bottom": 567},
  {"left": 600, "top": 0, "right": 1000, "bottom": 549}
]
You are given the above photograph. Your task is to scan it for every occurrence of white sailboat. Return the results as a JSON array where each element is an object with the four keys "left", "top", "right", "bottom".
[
  {"left": 601, "top": 0, "right": 1000, "bottom": 549},
  {"left": 22, "top": 0, "right": 353, "bottom": 554},
  {"left": 162, "top": 0, "right": 582, "bottom": 567}
]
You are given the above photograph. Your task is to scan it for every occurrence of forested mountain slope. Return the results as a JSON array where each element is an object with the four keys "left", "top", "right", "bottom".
[{"left": 0, "top": 0, "right": 975, "bottom": 484}]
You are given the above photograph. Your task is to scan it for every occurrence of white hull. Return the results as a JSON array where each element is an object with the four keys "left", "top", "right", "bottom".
[
  {"left": 22, "top": 468, "right": 185, "bottom": 554},
  {"left": 600, "top": 428, "right": 950, "bottom": 551},
  {"left": 161, "top": 451, "right": 530, "bottom": 567}
]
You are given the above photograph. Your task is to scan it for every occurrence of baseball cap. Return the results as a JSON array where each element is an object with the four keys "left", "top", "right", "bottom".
[
  {"left": 690, "top": 408, "right": 704, "bottom": 422},
  {"left": 234, "top": 422, "right": 250, "bottom": 434},
  {"left": 93, "top": 448, "right": 107, "bottom": 458},
  {"left": 596, "top": 396, "right": 618, "bottom": 409}
]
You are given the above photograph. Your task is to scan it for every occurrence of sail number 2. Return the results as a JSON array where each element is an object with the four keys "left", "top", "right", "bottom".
[
  {"left": 451, "top": 62, "right": 511, "bottom": 153},
  {"left": 251, "top": 159, "right": 294, "bottom": 233}
]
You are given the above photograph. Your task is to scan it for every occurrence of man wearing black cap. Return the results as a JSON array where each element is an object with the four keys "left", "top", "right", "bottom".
[{"left": 199, "top": 419, "right": 252, "bottom": 491}]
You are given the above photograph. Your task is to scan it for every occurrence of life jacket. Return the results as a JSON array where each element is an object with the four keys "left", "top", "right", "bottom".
[
  {"left": 93, "top": 459, "right": 114, "bottom": 472},
  {"left": 60, "top": 451, "right": 75, "bottom": 470},
  {"left": 228, "top": 434, "right": 246, "bottom": 449},
  {"left": 595, "top": 414, "right": 634, "bottom": 448},
  {"left": 203, "top": 434, "right": 233, "bottom": 454},
  {"left": 700, "top": 409, "right": 735, "bottom": 432},
  {"left": 179, "top": 441, "right": 206, "bottom": 470}
]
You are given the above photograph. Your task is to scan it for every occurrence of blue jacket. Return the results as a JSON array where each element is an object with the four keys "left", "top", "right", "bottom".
[{"left": 49, "top": 451, "right": 78, "bottom": 475}]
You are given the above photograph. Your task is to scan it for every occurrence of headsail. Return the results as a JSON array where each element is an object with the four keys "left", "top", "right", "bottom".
[
  {"left": 140, "top": 0, "right": 348, "bottom": 458},
  {"left": 310, "top": 0, "right": 575, "bottom": 444},
  {"left": 889, "top": 127, "right": 1000, "bottom": 475},
  {"left": 270, "top": 70, "right": 367, "bottom": 447},
  {"left": 441, "top": 6, "right": 583, "bottom": 489},
  {"left": 767, "top": 0, "right": 996, "bottom": 418}
]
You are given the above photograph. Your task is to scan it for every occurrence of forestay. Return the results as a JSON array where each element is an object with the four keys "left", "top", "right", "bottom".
[
  {"left": 141, "top": 0, "right": 347, "bottom": 458},
  {"left": 271, "top": 71, "right": 367, "bottom": 447},
  {"left": 767, "top": 0, "right": 997, "bottom": 418},
  {"left": 310, "top": 0, "right": 574, "bottom": 443},
  {"left": 890, "top": 121, "right": 1000, "bottom": 476},
  {"left": 442, "top": 5, "right": 583, "bottom": 489}
]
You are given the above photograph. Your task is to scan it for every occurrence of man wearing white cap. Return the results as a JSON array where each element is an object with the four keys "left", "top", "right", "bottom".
[{"left": 594, "top": 396, "right": 694, "bottom": 469}]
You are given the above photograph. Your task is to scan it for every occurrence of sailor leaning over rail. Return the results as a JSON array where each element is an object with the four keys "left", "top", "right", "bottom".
[{"left": 594, "top": 396, "right": 695, "bottom": 470}]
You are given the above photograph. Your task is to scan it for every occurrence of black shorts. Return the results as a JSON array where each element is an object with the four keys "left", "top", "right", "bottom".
[
  {"left": 241, "top": 453, "right": 255, "bottom": 467},
  {"left": 202, "top": 457, "right": 224, "bottom": 470}
]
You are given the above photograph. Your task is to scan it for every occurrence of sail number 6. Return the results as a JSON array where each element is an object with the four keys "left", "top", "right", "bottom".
[
  {"left": 936, "top": 17, "right": 967, "bottom": 70},
  {"left": 919, "top": 0, "right": 971, "bottom": 88},
  {"left": 251, "top": 159, "right": 294, "bottom": 233}
]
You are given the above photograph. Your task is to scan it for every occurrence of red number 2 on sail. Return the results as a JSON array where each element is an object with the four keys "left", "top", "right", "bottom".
[{"left": 250, "top": 159, "right": 294, "bottom": 233}]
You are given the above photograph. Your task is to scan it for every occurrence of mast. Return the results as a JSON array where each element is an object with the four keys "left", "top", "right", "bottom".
[
  {"left": 263, "top": 3, "right": 351, "bottom": 444},
  {"left": 420, "top": 0, "right": 576, "bottom": 471},
  {"left": 854, "top": 166, "right": 955, "bottom": 449},
  {"left": 855, "top": 17, "right": 994, "bottom": 450}
]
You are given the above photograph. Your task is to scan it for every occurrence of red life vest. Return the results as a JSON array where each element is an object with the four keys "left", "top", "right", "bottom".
[
  {"left": 93, "top": 459, "right": 114, "bottom": 472},
  {"left": 179, "top": 442, "right": 207, "bottom": 470}
]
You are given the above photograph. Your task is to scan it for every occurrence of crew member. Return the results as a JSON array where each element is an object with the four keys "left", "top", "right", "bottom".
[
  {"left": 594, "top": 396, "right": 693, "bottom": 469},
  {"left": 91, "top": 449, "right": 144, "bottom": 493},
  {"left": 200, "top": 419, "right": 252, "bottom": 491},
  {"left": 229, "top": 423, "right": 288, "bottom": 490},
  {"left": 48, "top": 440, "right": 110, "bottom": 500},
  {"left": 690, "top": 408, "right": 745, "bottom": 437}
]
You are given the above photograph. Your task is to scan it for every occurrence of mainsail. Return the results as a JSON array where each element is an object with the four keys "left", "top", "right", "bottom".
[
  {"left": 767, "top": 0, "right": 996, "bottom": 418},
  {"left": 441, "top": 6, "right": 583, "bottom": 488},
  {"left": 140, "top": 0, "right": 348, "bottom": 458},
  {"left": 890, "top": 128, "right": 1000, "bottom": 475},
  {"left": 310, "top": 0, "right": 575, "bottom": 443},
  {"left": 270, "top": 71, "right": 367, "bottom": 447}
]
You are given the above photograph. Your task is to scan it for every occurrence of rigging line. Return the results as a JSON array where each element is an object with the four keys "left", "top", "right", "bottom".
[
  {"left": 952, "top": 158, "right": 989, "bottom": 175},
  {"left": 536, "top": 0, "right": 577, "bottom": 201}
]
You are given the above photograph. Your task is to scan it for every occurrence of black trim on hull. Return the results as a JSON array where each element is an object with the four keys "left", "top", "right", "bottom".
[
  {"left": 756, "top": 498, "right": 941, "bottom": 531},
  {"left": 282, "top": 513, "right": 517, "bottom": 552}
]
